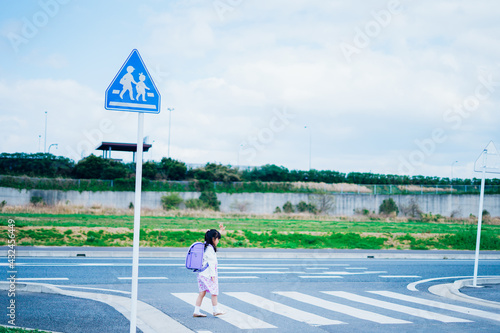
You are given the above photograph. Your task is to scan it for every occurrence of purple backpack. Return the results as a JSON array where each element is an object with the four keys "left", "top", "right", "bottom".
[{"left": 186, "top": 242, "right": 208, "bottom": 272}]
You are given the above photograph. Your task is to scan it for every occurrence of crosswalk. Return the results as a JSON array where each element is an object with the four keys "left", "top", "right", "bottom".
[{"left": 172, "top": 290, "right": 500, "bottom": 330}]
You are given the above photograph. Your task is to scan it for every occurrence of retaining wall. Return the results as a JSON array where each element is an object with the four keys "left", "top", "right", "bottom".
[{"left": 1, "top": 187, "right": 498, "bottom": 217}]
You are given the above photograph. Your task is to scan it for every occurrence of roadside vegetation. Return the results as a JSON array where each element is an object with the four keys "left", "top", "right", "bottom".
[
  {"left": 0, "top": 327, "right": 50, "bottom": 333},
  {"left": 1, "top": 207, "right": 498, "bottom": 251},
  {"left": 2, "top": 153, "right": 500, "bottom": 194}
]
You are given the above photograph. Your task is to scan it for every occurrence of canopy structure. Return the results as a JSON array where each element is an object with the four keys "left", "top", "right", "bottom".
[{"left": 96, "top": 141, "right": 152, "bottom": 162}]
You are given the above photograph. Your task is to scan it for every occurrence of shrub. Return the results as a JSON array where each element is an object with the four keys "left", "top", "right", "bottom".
[
  {"left": 296, "top": 201, "right": 308, "bottom": 212},
  {"left": 161, "top": 193, "right": 183, "bottom": 210},
  {"left": 400, "top": 198, "right": 422, "bottom": 218},
  {"left": 274, "top": 206, "right": 282, "bottom": 213},
  {"left": 30, "top": 196, "right": 44, "bottom": 206},
  {"left": 283, "top": 201, "right": 294, "bottom": 213},
  {"left": 199, "top": 191, "right": 220, "bottom": 211},
  {"left": 185, "top": 198, "right": 209, "bottom": 210},
  {"left": 0, "top": 200, "right": 6, "bottom": 210},
  {"left": 379, "top": 198, "right": 399, "bottom": 215}
]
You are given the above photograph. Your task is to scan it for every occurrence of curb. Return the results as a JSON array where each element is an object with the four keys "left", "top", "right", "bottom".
[
  {"left": 428, "top": 277, "right": 500, "bottom": 309},
  {"left": 0, "top": 282, "right": 194, "bottom": 333}
]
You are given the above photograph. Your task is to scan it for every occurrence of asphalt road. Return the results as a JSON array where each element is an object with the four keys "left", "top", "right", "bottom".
[{"left": 1, "top": 254, "right": 499, "bottom": 333}]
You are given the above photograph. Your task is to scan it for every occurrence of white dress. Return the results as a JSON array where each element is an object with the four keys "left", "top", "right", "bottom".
[{"left": 196, "top": 244, "right": 219, "bottom": 295}]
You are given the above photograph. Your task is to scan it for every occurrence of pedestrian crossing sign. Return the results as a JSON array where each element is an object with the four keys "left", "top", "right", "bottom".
[{"left": 105, "top": 49, "right": 161, "bottom": 114}]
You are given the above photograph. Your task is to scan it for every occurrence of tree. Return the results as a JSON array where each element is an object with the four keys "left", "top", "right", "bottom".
[
  {"left": 199, "top": 191, "right": 221, "bottom": 211},
  {"left": 379, "top": 198, "right": 399, "bottom": 216},
  {"left": 309, "top": 194, "right": 335, "bottom": 214},
  {"left": 73, "top": 155, "right": 129, "bottom": 180},
  {"left": 160, "top": 158, "right": 187, "bottom": 180}
]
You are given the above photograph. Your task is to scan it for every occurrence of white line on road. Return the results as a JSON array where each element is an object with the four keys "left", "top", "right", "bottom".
[
  {"left": 16, "top": 278, "right": 69, "bottom": 281},
  {"left": 310, "top": 271, "right": 387, "bottom": 275},
  {"left": 299, "top": 276, "right": 343, "bottom": 279},
  {"left": 117, "top": 277, "right": 168, "bottom": 280},
  {"left": 275, "top": 291, "right": 410, "bottom": 324},
  {"left": 225, "top": 292, "right": 343, "bottom": 326},
  {"left": 219, "top": 271, "right": 305, "bottom": 274},
  {"left": 218, "top": 276, "right": 259, "bottom": 279},
  {"left": 172, "top": 293, "right": 276, "bottom": 330},
  {"left": 380, "top": 276, "right": 421, "bottom": 278},
  {"left": 370, "top": 290, "right": 500, "bottom": 322},
  {"left": 323, "top": 291, "right": 472, "bottom": 323}
]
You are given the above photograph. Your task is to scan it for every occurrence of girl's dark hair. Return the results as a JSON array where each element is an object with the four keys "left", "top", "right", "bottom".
[{"left": 204, "top": 229, "right": 221, "bottom": 252}]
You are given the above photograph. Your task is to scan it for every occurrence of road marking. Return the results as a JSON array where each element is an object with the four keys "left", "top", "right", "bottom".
[
  {"left": 305, "top": 267, "right": 329, "bottom": 270},
  {"left": 370, "top": 290, "right": 500, "bottom": 322},
  {"left": 380, "top": 276, "right": 421, "bottom": 278},
  {"left": 309, "top": 271, "right": 387, "bottom": 275},
  {"left": 172, "top": 293, "right": 276, "bottom": 329},
  {"left": 220, "top": 271, "right": 304, "bottom": 274},
  {"left": 345, "top": 267, "right": 367, "bottom": 270},
  {"left": 57, "top": 285, "right": 131, "bottom": 295},
  {"left": 16, "top": 278, "right": 69, "bottom": 281},
  {"left": 219, "top": 267, "right": 289, "bottom": 270},
  {"left": 117, "top": 277, "right": 168, "bottom": 280},
  {"left": 323, "top": 291, "right": 472, "bottom": 323},
  {"left": 407, "top": 276, "right": 473, "bottom": 291},
  {"left": 225, "top": 292, "right": 343, "bottom": 326},
  {"left": 218, "top": 276, "right": 259, "bottom": 279},
  {"left": 299, "top": 276, "right": 343, "bottom": 279},
  {"left": 275, "top": 291, "right": 410, "bottom": 324}
]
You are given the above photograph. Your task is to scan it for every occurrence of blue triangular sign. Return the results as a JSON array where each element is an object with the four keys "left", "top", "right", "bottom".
[{"left": 105, "top": 49, "right": 161, "bottom": 114}]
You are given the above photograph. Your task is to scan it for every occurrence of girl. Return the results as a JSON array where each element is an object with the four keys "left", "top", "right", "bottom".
[{"left": 193, "top": 226, "right": 226, "bottom": 317}]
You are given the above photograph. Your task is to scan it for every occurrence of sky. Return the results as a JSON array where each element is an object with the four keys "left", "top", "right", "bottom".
[{"left": 1, "top": 0, "right": 499, "bottom": 179}]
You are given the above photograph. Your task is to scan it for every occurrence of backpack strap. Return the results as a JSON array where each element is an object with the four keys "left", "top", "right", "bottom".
[{"left": 194, "top": 263, "right": 208, "bottom": 273}]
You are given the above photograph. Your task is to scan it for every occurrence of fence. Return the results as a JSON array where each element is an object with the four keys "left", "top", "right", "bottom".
[{"left": 1, "top": 175, "right": 499, "bottom": 195}]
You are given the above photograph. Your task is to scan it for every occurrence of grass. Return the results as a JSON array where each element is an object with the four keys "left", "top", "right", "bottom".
[
  {"left": 1, "top": 210, "right": 499, "bottom": 250},
  {"left": 0, "top": 327, "right": 50, "bottom": 333}
]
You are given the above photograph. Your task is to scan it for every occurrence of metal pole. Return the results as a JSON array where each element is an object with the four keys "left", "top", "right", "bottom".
[
  {"left": 473, "top": 149, "right": 487, "bottom": 287},
  {"left": 130, "top": 112, "right": 144, "bottom": 333},
  {"left": 44, "top": 111, "right": 48, "bottom": 153},
  {"left": 167, "top": 108, "right": 174, "bottom": 158}
]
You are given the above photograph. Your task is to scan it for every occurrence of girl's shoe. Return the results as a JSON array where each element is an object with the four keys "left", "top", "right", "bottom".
[
  {"left": 213, "top": 311, "right": 226, "bottom": 316},
  {"left": 193, "top": 313, "right": 207, "bottom": 317}
]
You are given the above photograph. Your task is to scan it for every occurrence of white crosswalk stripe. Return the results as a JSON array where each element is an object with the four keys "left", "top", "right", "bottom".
[
  {"left": 323, "top": 291, "right": 472, "bottom": 323},
  {"left": 274, "top": 291, "right": 411, "bottom": 324},
  {"left": 172, "top": 293, "right": 277, "bottom": 329},
  {"left": 369, "top": 290, "right": 500, "bottom": 322},
  {"left": 225, "top": 292, "right": 344, "bottom": 326},
  {"left": 170, "top": 290, "right": 495, "bottom": 331}
]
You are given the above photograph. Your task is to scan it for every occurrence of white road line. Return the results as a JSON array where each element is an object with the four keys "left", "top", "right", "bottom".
[
  {"left": 345, "top": 267, "right": 367, "bottom": 270},
  {"left": 275, "top": 291, "right": 410, "bottom": 324},
  {"left": 305, "top": 267, "right": 329, "bottom": 270},
  {"left": 172, "top": 293, "right": 276, "bottom": 330},
  {"left": 220, "top": 271, "right": 305, "bottom": 274},
  {"left": 299, "top": 276, "right": 343, "bottom": 279},
  {"left": 225, "top": 292, "right": 343, "bottom": 326},
  {"left": 380, "top": 276, "right": 421, "bottom": 278},
  {"left": 218, "top": 276, "right": 259, "bottom": 279},
  {"left": 370, "top": 290, "right": 500, "bottom": 322},
  {"left": 16, "top": 278, "right": 69, "bottom": 281},
  {"left": 323, "top": 291, "right": 472, "bottom": 323},
  {"left": 310, "top": 271, "right": 387, "bottom": 275},
  {"left": 117, "top": 277, "right": 168, "bottom": 280},
  {"left": 57, "top": 285, "right": 131, "bottom": 295},
  {"left": 218, "top": 267, "right": 288, "bottom": 270},
  {"left": 407, "top": 276, "right": 473, "bottom": 291}
]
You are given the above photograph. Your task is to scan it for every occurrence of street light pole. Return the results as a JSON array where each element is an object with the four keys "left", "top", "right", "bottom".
[
  {"left": 305, "top": 126, "right": 311, "bottom": 170},
  {"left": 44, "top": 111, "right": 48, "bottom": 153},
  {"left": 167, "top": 108, "right": 174, "bottom": 158},
  {"left": 48, "top": 143, "right": 58, "bottom": 154},
  {"left": 451, "top": 160, "right": 458, "bottom": 189}
]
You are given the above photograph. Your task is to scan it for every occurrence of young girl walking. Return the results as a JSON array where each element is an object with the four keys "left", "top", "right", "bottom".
[{"left": 193, "top": 225, "right": 226, "bottom": 317}]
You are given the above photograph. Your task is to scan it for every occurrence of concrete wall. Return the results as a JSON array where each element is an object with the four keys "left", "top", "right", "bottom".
[{"left": 1, "top": 187, "right": 499, "bottom": 217}]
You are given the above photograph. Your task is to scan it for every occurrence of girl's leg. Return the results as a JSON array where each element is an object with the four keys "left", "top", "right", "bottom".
[
  {"left": 193, "top": 291, "right": 207, "bottom": 317},
  {"left": 211, "top": 295, "right": 225, "bottom": 315},
  {"left": 211, "top": 294, "right": 218, "bottom": 306},
  {"left": 195, "top": 291, "right": 206, "bottom": 306}
]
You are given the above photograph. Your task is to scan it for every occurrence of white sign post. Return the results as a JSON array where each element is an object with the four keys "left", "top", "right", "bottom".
[
  {"left": 472, "top": 141, "right": 500, "bottom": 287},
  {"left": 104, "top": 49, "right": 161, "bottom": 333}
]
